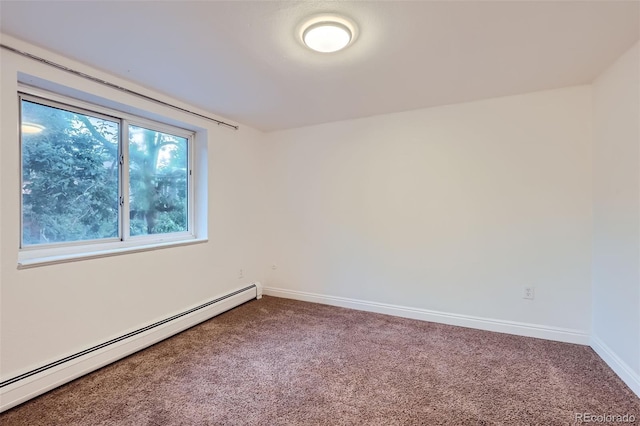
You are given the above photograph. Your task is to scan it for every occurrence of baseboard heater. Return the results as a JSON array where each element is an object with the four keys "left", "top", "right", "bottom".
[{"left": 0, "top": 282, "right": 263, "bottom": 413}]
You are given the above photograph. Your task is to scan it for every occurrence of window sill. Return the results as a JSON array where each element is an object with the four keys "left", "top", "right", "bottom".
[{"left": 17, "top": 238, "right": 208, "bottom": 269}]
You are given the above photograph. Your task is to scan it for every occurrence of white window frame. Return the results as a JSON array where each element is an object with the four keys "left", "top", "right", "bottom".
[{"left": 18, "top": 85, "right": 201, "bottom": 268}]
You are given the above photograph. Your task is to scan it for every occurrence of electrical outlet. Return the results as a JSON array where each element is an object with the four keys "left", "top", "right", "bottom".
[
  {"left": 238, "top": 269, "right": 244, "bottom": 279},
  {"left": 523, "top": 287, "right": 535, "bottom": 300},
  {"left": 272, "top": 264, "right": 277, "bottom": 270}
]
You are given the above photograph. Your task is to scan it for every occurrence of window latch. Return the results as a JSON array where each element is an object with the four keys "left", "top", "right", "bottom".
[{"left": 119, "top": 196, "right": 124, "bottom": 207}]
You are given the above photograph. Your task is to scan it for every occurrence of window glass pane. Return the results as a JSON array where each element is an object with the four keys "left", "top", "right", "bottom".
[
  {"left": 128, "top": 125, "right": 188, "bottom": 236},
  {"left": 21, "top": 99, "right": 119, "bottom": 246}
]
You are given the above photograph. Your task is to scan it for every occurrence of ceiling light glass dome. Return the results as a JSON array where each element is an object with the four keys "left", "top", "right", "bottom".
[{"left": 299, "top": 15, "right": 358, "bottom": 53}]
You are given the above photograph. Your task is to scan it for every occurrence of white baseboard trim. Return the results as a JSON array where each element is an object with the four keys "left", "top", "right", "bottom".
[
  {"left": 0, "top": 283, "right": 261, "bottom": 413},
  {"left": 590, "top": 335, "right": 640, "bottom": 398},
  {"left": 263, "top": 286, "right": 590, "bottom": 345}
]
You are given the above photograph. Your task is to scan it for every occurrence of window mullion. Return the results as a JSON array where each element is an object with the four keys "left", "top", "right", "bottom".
[
  {"left": 121, "top": 120, "right": 131, "bottom": 241},
  {"left": 188, "top": 134, "right": 195, "bottom": 233}
]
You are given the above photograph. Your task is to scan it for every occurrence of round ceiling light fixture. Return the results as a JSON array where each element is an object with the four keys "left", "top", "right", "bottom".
[{"left": 300, "top": 14, "right": 358, "bottom": 53}]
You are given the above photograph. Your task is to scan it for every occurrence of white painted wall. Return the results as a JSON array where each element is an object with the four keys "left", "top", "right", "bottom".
[
  {"left": 591, "top": 41, "right": 640, "bottom": 392},
  {"left": 264, "top": 86, "right": 593, "bottom": 335},
  {"left": 0, "top": 36, "right": 269, "bottom": 380}
]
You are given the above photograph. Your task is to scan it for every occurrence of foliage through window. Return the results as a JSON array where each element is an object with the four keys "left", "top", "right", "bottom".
[
  {"left": 128, "top": 125, "right": 188, "bottom": 236},
  {"left": 20, "top": 93, "right": 193, "bottom": 249}
]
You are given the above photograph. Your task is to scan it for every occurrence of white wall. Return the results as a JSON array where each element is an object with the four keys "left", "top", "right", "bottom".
[
  {"left": 591, "top": 41, "right": 640, "bottom": 394},
  {"left": 264, "top": 86, "right": 593, "bottom": 338},
  {"left": 0, "top": 36, "right": 269, "bottom": 380}
]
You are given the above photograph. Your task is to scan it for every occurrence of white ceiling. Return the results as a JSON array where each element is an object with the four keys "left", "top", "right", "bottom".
[{"left": 1, "top": 1, "right": 638, "bottom": 132}]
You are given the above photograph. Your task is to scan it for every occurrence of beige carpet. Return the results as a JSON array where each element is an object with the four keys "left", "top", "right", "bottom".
[{"left": 1, "top": 296, "right": 638, "bottom": 425}]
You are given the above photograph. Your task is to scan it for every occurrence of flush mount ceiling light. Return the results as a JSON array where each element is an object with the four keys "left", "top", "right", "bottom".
[{"left": 300, "top": 14, "right": 358, "bottom": 53}]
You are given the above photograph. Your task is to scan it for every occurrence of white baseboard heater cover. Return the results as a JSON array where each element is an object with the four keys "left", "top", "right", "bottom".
[{"left": 0, "top": 282, "right": 263, "bottom": 413}]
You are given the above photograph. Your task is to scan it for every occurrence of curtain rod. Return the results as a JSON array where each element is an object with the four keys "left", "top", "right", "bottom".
[{"left": 1, "top": 43, "right": 239, "bottom": 130}]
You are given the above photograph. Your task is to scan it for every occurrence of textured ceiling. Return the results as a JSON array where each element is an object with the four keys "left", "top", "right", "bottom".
[{"left": 1, "top": 1, "right": 638, "bottom": 132}]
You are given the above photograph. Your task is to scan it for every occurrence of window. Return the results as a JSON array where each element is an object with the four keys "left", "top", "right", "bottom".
[
  {"left": 128, "top": 125, "right": 189, "bottom": 237},
  {"left": 19, "top": 89, "right": 198, "bottom": 265}
]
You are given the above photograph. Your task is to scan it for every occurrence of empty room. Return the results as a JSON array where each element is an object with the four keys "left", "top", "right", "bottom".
[{"left": 1, "top": 1, "right": 639, "bottom": 424}]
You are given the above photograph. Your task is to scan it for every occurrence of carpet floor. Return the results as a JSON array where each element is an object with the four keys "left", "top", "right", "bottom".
[{"left": 1, "top": 296, "right": 638, "bottom": 425}]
